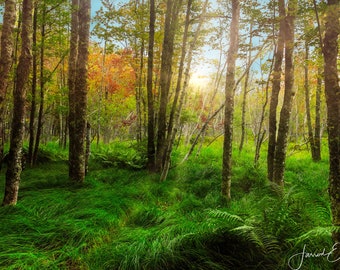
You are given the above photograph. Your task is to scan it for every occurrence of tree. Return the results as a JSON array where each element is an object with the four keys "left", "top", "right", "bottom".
[
  {"left": 322, "top": 0, "right": 340, "bottom": 265},
  {"left": 146, "top": 0, "right": 156, "bottom": 171},
  {"left": 272, "top": 0, "right": 297, "bottom": 186},
  {"left": 0, "top": 0, "right": 16, "bottom": 169},
  {"left": 68, "top": 0, "right": 91, "bottom": 183},
  {"left": 267, "top": 0, "right": 285, "bottom": 182},
  {"left": 160, "top": 0, "right": 193, "bottom": 181},
  {"left": 221, "top": 0, "right": 240, "bottom": 200},
  {"left": 2, "top": 0, "right": 33, "bottom": 206},
  {"left": 155, "top": 0, "right": 182, "bottom": 173}
]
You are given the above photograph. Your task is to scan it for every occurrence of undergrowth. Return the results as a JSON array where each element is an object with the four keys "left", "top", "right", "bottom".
[{"left": 0, "top": 141, "right": 334, "bottom": 269}]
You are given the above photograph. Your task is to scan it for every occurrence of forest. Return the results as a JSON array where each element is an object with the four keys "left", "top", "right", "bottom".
[{"left": 0, "top": 0, "right": 339, "bottom": 269}]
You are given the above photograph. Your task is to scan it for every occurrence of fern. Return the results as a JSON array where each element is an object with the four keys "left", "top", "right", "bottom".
[{"left": 208, "top": 209, "right": 244, "bottom": 224}]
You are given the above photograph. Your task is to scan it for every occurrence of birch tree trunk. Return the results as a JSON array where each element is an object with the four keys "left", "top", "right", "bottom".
[
  {"left": 2, "top": 0, "right": 33, "bottom": 206},
  {"left": 221, "top": 0, "right": 240, "bottom": 200}
]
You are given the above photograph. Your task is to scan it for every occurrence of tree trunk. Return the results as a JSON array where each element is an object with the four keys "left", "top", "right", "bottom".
[
  {"left": 322, "top": 0, "right": 340, "bottom": 267},
  {"left": 221, "top": 0, "right": 240, "bottom": 200},
  {"left": 272, "top": 0, "right": 297, "bottom": 186},
  {"left": 68, "top": 0, "right": 79, "bottom": 178},
  {"left": 85, "top": 122, "right": 91, "bottom": 175},
  {"left": 254, "top": 56, "right": 273, "bottom": 167},
  {"left": 68, "top": 0, "right": 91, "bottom": 183},
  {"left": 267, "top": 0, "right": 285, "bottom": 182},
  {"left": 312, "top": 0, "right": 323, "bottom": 162},
  {"left": 0, "top": 0, "right": 16, "bottom": 170},
  {"left": 146, "top": 0, "right": 156, "bottom": 171},
  {"left": 33, "top": 7, "right": 46, "bottom": 166},
  {"left": 239, "top": 23, "right": 253, "bottom": 153},
  {"left": 2, "top": 0, "right": 33, "bottom": 206},
  {"left": 313, "top": 65, "right": 322, "bottom": 161},
  {"left": 304, "top": 42, "right": 317, "bottom": 161},
  {"left": 160, "top": 0, "right": 195, "bottom": 182},
  {"left": 28, "top": 3, "right": 38, "bottom": 166},
  {"left": 155, "top": 0, "right": 181, "bottom": 172}
]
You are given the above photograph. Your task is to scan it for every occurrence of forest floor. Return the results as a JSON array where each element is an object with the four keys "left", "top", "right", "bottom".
[{"left": 0, "top": 140, "right": 334, "bottom": 269}]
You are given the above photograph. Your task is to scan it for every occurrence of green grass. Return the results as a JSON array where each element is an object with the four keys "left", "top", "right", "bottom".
[{"left": 0, "top": 141, "right": 334, "bottom": 269}]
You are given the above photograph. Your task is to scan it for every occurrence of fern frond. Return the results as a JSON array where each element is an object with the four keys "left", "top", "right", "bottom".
[
  {"left": 288, "top": 226, "right": 333, "bottom": 245},
  {"left": 208, "top": 209, "right": 244, "bottom": 224}
]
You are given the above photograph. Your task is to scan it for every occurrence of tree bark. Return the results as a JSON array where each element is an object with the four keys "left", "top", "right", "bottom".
[
  {"left": 146, "top": 0, "right": 156, "bottom": 171},
  {"left": 28, "top": 3, "right": 38, "bottom": 166},
  {"left": 33, "top": 5, "right": 46, "bottom": 166},
  {"left": 267, "top": 0, "right": 285, "bottom": 182},
  {"left": 314, "top": 65, "right": 322, "bottom": 161},
  {"left": 322, "top": 0, "right": 340, "bottom": 267},
  {"left": 69, "top": 0, "right": 91, "bottom": 183},
  {"left": 2, "top": 0, "right": 33, "bottom": 206},
  {"left": 68, "top": 0, "right": 79, "bottom": 179},
  {"left": 155, "top": 0, "right": 182, "bottom": 172},
  {"left": 304, "top": 42, "right": 317, "bottom": 161},
  {"left": 221, "top": 0, "right": 240, "bottom": 200},
  {"left": 239, "top": 23, "right": 253, "bottom": 153},
  {"left": 254, "top": 56, "right": 273, "bottom": 167},
  {"left": 160, "top": 0, "right": 196, "bottom": 181},
  {"left": 272, "top": 0, "right": 297, "bottom": 186},
  {"left": 0, "top": 0, "right": 16, "bottom": 170}
]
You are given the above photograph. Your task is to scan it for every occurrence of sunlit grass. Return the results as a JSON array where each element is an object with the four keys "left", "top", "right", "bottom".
[{"left": 0, "top": 140, "right": 333, "bottom": 269}]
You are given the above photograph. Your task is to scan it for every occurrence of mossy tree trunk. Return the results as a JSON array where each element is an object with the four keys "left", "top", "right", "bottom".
[
  {"left": 2, "top": 0, "right": 33, "bottom": 206},
  {"left": 221, "top": 0, "right": 240, "bottom": 200}
]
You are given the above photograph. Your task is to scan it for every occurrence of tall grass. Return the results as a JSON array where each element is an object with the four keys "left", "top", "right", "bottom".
[{"left": 0, "top": 141, "right": 334, "bottom": 269}]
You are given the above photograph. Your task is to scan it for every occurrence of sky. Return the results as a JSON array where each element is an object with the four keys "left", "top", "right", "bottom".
[{"left": 91, "top": 0, "right": 102, "bottom": 18}]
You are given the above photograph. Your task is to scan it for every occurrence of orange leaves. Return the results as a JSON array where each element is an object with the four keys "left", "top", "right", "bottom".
[{"left": 88, "top": 48, "right": 136, "bottom": 97}]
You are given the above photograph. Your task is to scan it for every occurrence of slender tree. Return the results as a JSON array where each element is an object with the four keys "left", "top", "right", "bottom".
[
  {"left": 2, "top": 0, "right": 33, "bottom": 206},
  {"left": 146, "top": 0, "right": 156, "bottom": 171},
  {"left": 155, "top": 0, "right": 182, "bottom": 173},
  {"left": 272, "top": 0, "right": 297, "bottom": 186},
  {"left": 239, "top": 22, "right": 253, "bottom": 153},
  {"left": 68, "top": 0, "right": 91, "bottom": 183},
  {"left": 221, "top": 0, "right": 240, "bottom": 200},
  {"left": 322, "top": 0, "right": 340, "bottom": 265},
  {"left": 68, "top": 0, "right": 79, "bottom": 179},
  {"left": 267, "top": 0, "right": 285, "bottom": 182},
  {"left": 28, "top": 2, "right": 38, "bottom": 166},
  {"left": 0, "top": 0, "right": 16, "bottom": 169},
  {"left": 160, "top": 0, "right": 193, "bottom": 181}
]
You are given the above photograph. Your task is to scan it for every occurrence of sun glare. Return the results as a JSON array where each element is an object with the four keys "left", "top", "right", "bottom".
[{"left": 190, "top": 66, "right": 212, "bottom": 89}]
